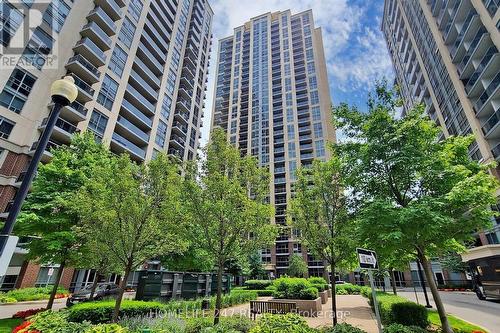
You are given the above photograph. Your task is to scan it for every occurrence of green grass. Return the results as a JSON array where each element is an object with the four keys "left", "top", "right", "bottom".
[
  {"left": 0, "top": 318, "right": 22, "bottom": 333},
  {"left": 428, "top": 311, "right": 487, "bottom": 332}
]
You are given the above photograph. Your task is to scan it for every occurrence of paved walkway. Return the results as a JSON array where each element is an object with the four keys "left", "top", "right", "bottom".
[{"left": 221, "top": 295, "right": 378, "bottom": 332}]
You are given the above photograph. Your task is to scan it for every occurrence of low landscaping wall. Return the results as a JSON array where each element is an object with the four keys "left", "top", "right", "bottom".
[{"left": 269, "top": 297, "right": 322, "bottom": 317}]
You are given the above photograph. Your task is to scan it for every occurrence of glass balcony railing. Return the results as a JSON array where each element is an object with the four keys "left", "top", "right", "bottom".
[
  {"left": 474, "top": 72, "right": 500, "bottom": 114},
  {"left": 117, "top": 115, "right": 150, "bottom": 142},
  {"left": 130, "top": 70, "right": 158, "bottom": 99},
  {"left": 68, "top": 100, "right": 88, "bottom": 117},
  {"left": 70, "top": 74, "right": 95, "bottom": 96},
  {"left": 121, "top": 99, "right": 153, "bottom": 127},
  {"left": 112, "top": 132, "right": 146, "bottom": 159},
  {"left": 41, "top": 117, "right": 80, "bottom": 134},
  {"left": 82, "top": 21, "right": 112, "bottom": 45},
  {"left": 126, "top": 84, "right": 155, "bottom": 114},
  {"left": 458, "top": 28, "right": 487, "bottom": 73},
  {"left": 465, "top": 46, "right": 497, "bottom": 93},
  {"left": 75, "top": 37, "right": 106, "bottom": 63},
  {"left": 67, "top": 54, "right": 100, "bottom": 78},
  {"left": 450, "top": 12, "right": 477, "bottom": 57},
  {"left": 87, "top": 7, "right": 116, "bottom": 33},
  {"left": 482, "top": 109, "right": 500, "bottom": 135}
]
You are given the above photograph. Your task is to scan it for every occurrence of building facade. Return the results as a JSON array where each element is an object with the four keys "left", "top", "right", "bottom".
[
  {"left": 382, "top": 0, "right": 499, "bottom": 286},
  {"left": 211, "top": 10, "right": 335, "bottom": 277},
  {"left": 0, "top": 0, "right": 213, "bottom": 291}
]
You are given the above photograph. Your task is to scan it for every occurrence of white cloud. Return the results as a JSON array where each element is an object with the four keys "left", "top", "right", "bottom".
[{"left": 200, "top": 0, "right": 393, "bottom": 145}]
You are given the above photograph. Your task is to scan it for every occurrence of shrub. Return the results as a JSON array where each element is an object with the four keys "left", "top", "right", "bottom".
[
  {"left": 30, "top": 311, "right": 92, "bottom": 332},
  {"left": 320, "top": 323, "right": 367, "bottom": 333},
  {"left": 391, "top": 302, "right": 428, "bottom": 328},
  {"left": 308, "top": 277, "right": 327, "bottom": 285},
  {"left": 185, "top": 317, "right": 213, "bottom": 333},
  {"left": 6, "top": 286, "right": 68, "bottom": 301},
  {"left": 272, "top": 277, "right": 318, "bottom": 300},
  {"left": 86, "top": 324, "right": 129, "bottom": 332},
  {"left": 244, "top": 280, "right": 273, "bottom": 290},
  {"left": 0, "top": 294, "right": 17, "bottom": 303},
  {"left": 118, "top": 314, "right": 185, "bottom": 333},
  {"left": 255, "top": 289, "right": 274, "bottom": 296},
  {"left": 360, "top": 287, "right": 371, "bottom": 298},
  {"left": 249, "top": 313, "right": 314, "bottom": 333},
  {"left": 12, "top": 307, "right": 46, "bottom": 319},
  {"left": 383, "top": 323, "right": 428, "bottom": 333},
  {"left": 336, "top": 289, "right": 348, "bottom": 295},
  {"left": 67, "top": 300, "right": 165, "bottom": 324},
  {"left": 335, "top": 283, "right": 363, "bottom": 295},
  {"left": 310, "top": 283, "right": 326, "bottom": 292}
]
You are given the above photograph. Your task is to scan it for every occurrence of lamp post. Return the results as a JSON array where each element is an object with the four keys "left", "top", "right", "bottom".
[{"left": 0, "top": 76, "right": 78, "bottom": 260}]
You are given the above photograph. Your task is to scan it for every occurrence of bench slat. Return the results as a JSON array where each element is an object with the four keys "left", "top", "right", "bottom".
[{"left": 250, "top": 300, "right": 297, "bottom": 319}]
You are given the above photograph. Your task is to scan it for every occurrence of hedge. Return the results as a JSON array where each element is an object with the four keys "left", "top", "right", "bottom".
[
  {"left": 249, "top": 313, "right": 314, "bottom": 333},
  {"left": 320, "top": 323, "right": 368, "bottom": 333},
  {"left": 68, "top": 290, "right": 258, "bottom": 324},
  {"left": 365, "top": 292, "right": 428, "bottom": 328},
  {"left": 1, "top": 286, "right": 69, "bottom": 302},
  {"left": 67, "top": 300, "right": 165, "bottom": 324},
  {"left": 272, "top": 278, "right": 318, "bottom": 300},
  {"left": 244, "top": 280, "right": 273, "bottom": 290}
]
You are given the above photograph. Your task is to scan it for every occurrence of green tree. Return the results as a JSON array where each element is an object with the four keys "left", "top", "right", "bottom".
[
  {"left": 161, "top": 246, "right": 214, "bottom": 272},
  {"left": 16, "top": 133, "right": 110, "bottom": 309},
  {"left": 184, "top": 128, "right": 277, "bottom": 324},
  {"left": 77, "top": 153, "right": 187, "bottom": 322},
  {"left": 246, "top": 251, "right": 266, "bottom": 279},
  {"left": 286, "top": 254, "right": 308, "bottom": 278},
  {"left": 335, "top": 83, "right": 498, "bottom": 333},
  {"left": 289, "top": 157, "right": 357, "bottom": 326}
]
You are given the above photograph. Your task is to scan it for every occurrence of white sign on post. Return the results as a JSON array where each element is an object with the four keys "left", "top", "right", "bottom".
[
  {"left": 356, "top": 248, "right": 382, "bottom": 333},
  {"left": 47, "top": 268, "right": 54, "bottom": 276}
]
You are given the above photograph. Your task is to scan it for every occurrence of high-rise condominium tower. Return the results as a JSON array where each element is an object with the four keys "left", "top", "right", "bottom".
[
  {"left": 211, "top": 10, "right": 335, "bottom": 277},
  {"left": 381, "top": 0, "right": 499, "bottom": 272},
  {"left": 0, "top": 0, "right": 213, "bottom": 291}
]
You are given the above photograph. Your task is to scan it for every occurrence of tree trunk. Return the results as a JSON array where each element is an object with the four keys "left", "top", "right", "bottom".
[
  {"left": 418, "top": 251, "right": 453, "bottom": 333},
  {"left": 390, "top": 269, "right": 397, "bottom": 295},
  {"left": 213, "top": 260, "right": 224, "bottom": 325},
  {"left": 46, "top": 260, "right": 66, "bottom": 310},
  {"left": 329, "top": 260, "right": 337, "bottom": 326},
  {"left": 89, "top": 271, "right": 100, "bottom": 301},
  {"left": 112, "top": 261, "right": 132, "bottom": 323}
]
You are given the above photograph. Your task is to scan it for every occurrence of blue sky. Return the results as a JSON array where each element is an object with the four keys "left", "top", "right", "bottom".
[{"left": 201, "top": 0, "right": 395, "bottom": 143}]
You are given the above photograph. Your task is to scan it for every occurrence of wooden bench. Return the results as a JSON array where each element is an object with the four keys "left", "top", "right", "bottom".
[{"left": 250, "top": 300, "right": 297, "bottom": 319}]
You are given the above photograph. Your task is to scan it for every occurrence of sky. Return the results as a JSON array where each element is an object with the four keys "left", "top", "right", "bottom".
[{"left": 200, "top": 0, "right": 395, "bottom": 144}]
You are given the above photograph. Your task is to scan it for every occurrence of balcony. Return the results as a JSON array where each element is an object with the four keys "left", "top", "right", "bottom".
[
  {"left": 174, "top": 110, "right": 190, "bottom": 124},
  {"left": 115, "top": 115, "right": 150, "bottom": 145},
  {"left": 464, "top": 47, "right": 499, "bottom": 96},
  {"left": 491, "top": 142, "right": 500, "bottom": 160},
  {"left": 95, "top": 0, "right": 122, "bottom": 20},
  {"left": 141, "top": 30, "right": 167, "bottom": 62},
  {"left": 457, "top": 30, "right": 489, "bottom": 75},
  {"left": 169, "top": 133, "right": 185, "bottom": 147},
  {"left": 168, "top": 147, "right": 184, "bottom": 159},
  {"left": 180, "top": 76, "right": 195, "bottom": 90},
  {"left": 56, "top": 100, "right": 87, "bottom": 123},
  {"left": 65, "top": 54, "right": 101, "bottom": 83},
  {"left": 137, "top": 43, "right": 164, "bottom": 74},
  {"left": 39, "top": 117, "right": 80, "bottom": 143},
  {"left": 176, "top": 99, "right": 191, "bottom": 113},
  {"left": 73, "top": 37, "right": 106, "bottom": 67},
  {"left": 125, "top": 84, "right": 156, "bottom": 116},
  {"left": 80, "top": 21, "right": 112, "bottom": 50},
  {"left": 129, "top": 70, "right": 158, "bottom": 100},
  {"left": 120, "top": 99, "right": 153, "bottom": 129},
  {"left": 29, "top": 139, "right": 61, "bottom": 162},
  {"left": 111, "top": 132, "right": 146, "bottom": 161},
  {"left": 87, "top": 7, "right": 116, "bottom": 35},
  {"left": 69, "top": 74, "right": 95, "bottom": 102},
  {"left": 482, "top": 109, "right": 500, "bottom": 138},
  {"left": 474, "top": 72, "right": 500, "bottom": 117},
  {"left": 171, "top": 121, "right": 188, "bottom": 134},
  {"left": 133, "top": 58, "right": 161, "bottom": 88}
]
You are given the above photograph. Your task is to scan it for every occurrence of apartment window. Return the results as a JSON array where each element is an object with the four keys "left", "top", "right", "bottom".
[
  {"left": 284, "top": 63, "right": 291, "bottom": 76},
  {"left": 88, "top": 110, "right": 108, "bottom": 140},
  {"left": 0, "top": 116, "right": 15, "bottom": 139},
  {"left": 288, "top": 142, "right": 296, "bottom": 158},
  {"left": 315, "top": 140, "right": 325, "bottom": 157},
  {"left": 128, "top": 0, "right": 143, "bottom": 22},
  {"left": 305, "top": 36, "right": 312, "bottom": 48},
  {"left": 0, "top": 3, "right": 24, "bottom": 46},
  {"left": 286, "top": 108, "right": 294, "bottom": 123},
  {"left": 109, "top": 46, "right": 127, "bottom": 77},
  {"left": 161, "top": 95, "right": 172, "bottom": 120},
  {"left": 118, "top": 17, "right": 136, "bottom": 48},
  {"left": 312, "top": 106, "right": 321, "bottom": 121},
  {"left": 21, "top": 28, "right": 54, "bottom": 70},
  {"left": 289, "top": 160, "right": 297, "bottom": 180},
  {"left": 35, "top": 267, "right": 59, "bottom": 286},
  {"left": 313, "top": 123, "right": 323, "bottom": 138},
  {"left": 172, "top": 48, "right": 181, "bottom": 70},
  {"left": 287, "top": 124, "right": 295, "bottom": 140},
  {"left": 97, "top": 75, "right": 118, "bottom": 110},
  {"left": 310, "top": 90, "right": 319, "bottom": 105},
  {"left": 307, "top": 61, "right": 316, "bottom": 74},
  {"left": 309, "top": 76, "right": 317, "bottom": 90},
  {"left": 42, "top": 0, "right": 70, "bottom": 33},
  {"left": 166, "top": 70, "right": 176, "bottom": 95},
  {"left": 0, "top": 67, "right": 37, "bottom": 113},
  {"left": 155, "top": 120, "right": 167, "bottom": 147}
]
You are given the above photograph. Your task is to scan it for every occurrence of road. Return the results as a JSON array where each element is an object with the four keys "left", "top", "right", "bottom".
[
  {"left": 398, "top": 289, "right": 500, "bottom": 333},
  {"left": 0, "top": 298, "right": 67, "bottom": 319}
]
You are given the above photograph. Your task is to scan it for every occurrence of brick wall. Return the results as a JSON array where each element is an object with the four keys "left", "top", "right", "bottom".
[
  {"left": 17, "top": 261, "right": 40, "bottom": 288},
  {"left": 0, "top": 151, "right": 29, "bottom": 178},
  {"left": 0, "top": 185, "right": 16, "bottom": 212},
  {"left": 60, "top": 267, "right": 75, "bottom": 289}
]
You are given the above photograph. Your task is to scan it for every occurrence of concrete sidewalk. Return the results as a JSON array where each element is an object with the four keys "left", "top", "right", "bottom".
[{"left": 221, "top": 295, "right": 378, "bottom": 332}]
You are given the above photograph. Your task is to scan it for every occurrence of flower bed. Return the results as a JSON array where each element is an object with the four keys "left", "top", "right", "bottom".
[
  {"left": 0, "top": 286, "right": 69, "bottom": 303},
  {"left": 12, "top": 308, "right": 46, "bottom": 319}
]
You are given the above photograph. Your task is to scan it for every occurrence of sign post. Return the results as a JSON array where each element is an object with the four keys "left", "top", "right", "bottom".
[{"left": 357, "top": 248, "right": 382, "bottom": 333}]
